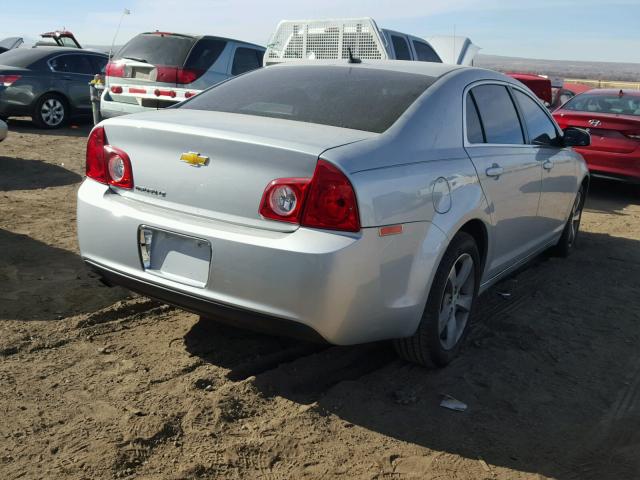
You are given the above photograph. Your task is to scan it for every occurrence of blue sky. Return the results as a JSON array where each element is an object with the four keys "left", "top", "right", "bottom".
[{"left": 2, "top": 0, "right": 639, "bottom": 63}]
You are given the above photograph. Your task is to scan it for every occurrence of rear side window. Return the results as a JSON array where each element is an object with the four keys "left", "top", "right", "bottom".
[
  {"left": 115, "top": 33, "right": 196, "bottom": 66},
  {"left": 391, "top": 35, "right": 411, "bottom": 60},
  {"left": 466, "top": 93, "right": 485, "bottom": 143},
  {"left": 513, "top": 90, "right": 560, "bottom": 146},
  {"left": 89, "top": 55, "right": 108, "bottom": 73},
  {"left": 471, "top": 84, "right": 524, "bottom": 145},
  {"left": 50, "top": 54, "right": 95, "bottom": 74},
  {"left": 185, "top": 38, "right": 227, "bottom": 71},
  {"left": 181, "top": 66, "right": 435, "bottom": 133},
  {"left": 413, "top": 41, "right": 442, "bottom": 63},
  {"left": 231, "top": 47, "right": 263, "bottom": 76}
]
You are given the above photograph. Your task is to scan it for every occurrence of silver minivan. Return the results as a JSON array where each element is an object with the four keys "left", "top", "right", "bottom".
[{"left": 101, "top": 32, "right": 265, "bottom": 118}]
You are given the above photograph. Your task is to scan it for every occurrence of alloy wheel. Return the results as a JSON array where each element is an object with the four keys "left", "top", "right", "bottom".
[
  {"left": 568, "top": 190, "right": 583, "bottom": 246},
  {"left": 438, "top": 253, "right": 475, "bottom": 350},
  {"left": 40, "top": 98, "right": 65, "bottom": 127}
]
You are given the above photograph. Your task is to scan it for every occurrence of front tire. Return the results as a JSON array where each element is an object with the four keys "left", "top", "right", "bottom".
[
  {"left": 394, "top": 232, "right": 480, "bottom": 367},
  {"left": 33, "top": 94, "right": 68, "bottom": 129},
  {"left": 551, "top": 186, "right": 584, "bottom": 258}
]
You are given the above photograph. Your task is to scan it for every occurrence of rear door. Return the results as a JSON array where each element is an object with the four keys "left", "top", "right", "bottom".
[
  {"left": 512, "top": 88, "right": 575, "bottom": 238},
  {"left": 48, "top": 53, "right": 98, "bottom": 111},
  {"left": 464, "top": 83, "right": 543, "bottom": 278}
]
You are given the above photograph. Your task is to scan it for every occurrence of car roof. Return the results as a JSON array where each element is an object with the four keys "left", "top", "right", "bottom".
[
  {"left": 138, "top": 31, "right": 264, "bottom": 50},
  {"left": 27, "top": 46, "right": 106, "bottom": 56},
  {"left": 269, "top": 59, "right": 465, "bottom": 77}
]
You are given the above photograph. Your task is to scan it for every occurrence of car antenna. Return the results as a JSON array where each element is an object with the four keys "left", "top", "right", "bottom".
[{"left": 347, "top": 47, "right": 361, "bottom": 64}]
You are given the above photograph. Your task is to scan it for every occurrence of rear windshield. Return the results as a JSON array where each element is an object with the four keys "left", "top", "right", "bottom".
[
  {"left": 0, "top": 48, "right": 47, "bottom": 68},
  {"left": 563, "top": 93, "right": 640, "bottom": 117},
  {"left": 115, "top": 33, "right": 197, "bottom": 66},
  {"left": 180, "top": 66, "right": 435, "bottom": 133}
]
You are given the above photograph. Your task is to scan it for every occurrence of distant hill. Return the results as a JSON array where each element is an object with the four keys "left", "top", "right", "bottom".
[{"left": 475, "top": 54, "right": 640, "bottom": 82}]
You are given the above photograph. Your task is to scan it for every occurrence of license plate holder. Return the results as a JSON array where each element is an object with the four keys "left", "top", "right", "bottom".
[{"left": 139, "top": 226, "right": 211, "bottom": 288}]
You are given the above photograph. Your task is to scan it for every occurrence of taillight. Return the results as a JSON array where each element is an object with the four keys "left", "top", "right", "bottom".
[
  {"left": 259, "top": 178, "right": 310, "bottom": 223},
  {"left": 0, "top": 74, "right": 21, "bottom": 87},
  {"left": 105, "top": 62, "right": 125, "bottom": 78},
  {"left": 110, "top": 85, "right": 123, "bottom": 94},
  {"left": 302, "top": 160, "right": 360, "bottom": 232},
  {"left": 86, "top": 127, "right": 107, "bottom": 183},
  {"left": 85, "top": 127, "right": 134, "bottom": 189},
  {"left": 258, "top": 159, "right": 360, "bottom": 232},
  {"left": 154, "top": 66, "right": 204, "bottom": 84},
  {"left": 176, "top": 68, "right": 203, "bottom": 84}
]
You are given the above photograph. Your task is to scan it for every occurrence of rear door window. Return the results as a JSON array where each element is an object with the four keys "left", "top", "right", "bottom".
[
  {"left": 471, "top": 84, "right": 525, "bottom": 145},
  {"left": 391, "top": 35, "right": 411, "bottom": 60},
  {"left": 115, "top": 33, "right": 196, "bottom": 66},
  {"left": 412, "top": 41, "right": 442, "bottom": 63},
  {"left": 185, "top": 38, "right": 227, "bottom": 71},
  {"left": 50, "top": 54, "right": 95, "bottom": 74},
  {"left": 231, "top": 47, "right": 262, "bottom": 75},
  {"left": 513, "top": 90, "right": 560, "bottom": 146}
]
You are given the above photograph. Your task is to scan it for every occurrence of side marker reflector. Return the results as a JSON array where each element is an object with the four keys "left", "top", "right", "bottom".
[{"left": 379, "top": 225, "right": 403, "bottom": 237}]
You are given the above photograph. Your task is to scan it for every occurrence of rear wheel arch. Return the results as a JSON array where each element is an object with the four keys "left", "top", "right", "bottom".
[{"left": 458, "top": 218, "right": 488, "bottom": 278}]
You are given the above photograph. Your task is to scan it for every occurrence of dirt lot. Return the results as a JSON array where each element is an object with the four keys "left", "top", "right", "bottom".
[{"left": 1, "top": 120, "right": 639, "bottom": 480}]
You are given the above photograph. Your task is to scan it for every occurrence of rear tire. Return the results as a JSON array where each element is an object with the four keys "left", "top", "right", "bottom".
[
  {"left": 394, "top": 232, "right": 480, "bottom": 367},
  {"left": 551, "top": 186, "right": 584, "bottom": 258},
  {"left": 33, "top": 93, "right": 68, "bottom": 129}
]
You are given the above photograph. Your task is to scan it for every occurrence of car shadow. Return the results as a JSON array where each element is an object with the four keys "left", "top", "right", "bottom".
[
  {"left": 0, "top": 155, "right": 82, "bottom": 191},
  {"left": 585, "top": 177, "right": 639, "bottom": 215},
  {"left": 5, "top": 117, "right": 92, "bottom": 138},
  {"left": 0, "top": 229, "right": 128, "bottom": 321},
  {"left": 183, "top": 229, "right": 640, "bottom": 480}
]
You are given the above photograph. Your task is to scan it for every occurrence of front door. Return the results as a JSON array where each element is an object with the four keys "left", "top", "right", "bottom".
[{"left": 464, "top": 83, "right": 543, "bottom": 279}]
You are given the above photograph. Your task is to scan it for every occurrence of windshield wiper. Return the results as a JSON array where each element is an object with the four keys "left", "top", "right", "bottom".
[{"left": 122, "top": 56, "right": 148, "bottom": 63}]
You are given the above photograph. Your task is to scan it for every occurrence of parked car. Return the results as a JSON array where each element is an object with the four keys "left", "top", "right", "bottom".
[
  {"left": 0, "top": 30, "right": 83, "bottom": 54},
  {"left": 507, "top": 73, "right": 552, "bottom": 106},
  {"left": 101, "top": 32, "right": 265, "bottom": 119},
  {"left": 0, "top": 47, "right": 108, "bottom": 128},
  {"left": 264, "top": 18, "right": 478, "bottom": 66},
  {"left": 78, "top": 61, "right": 589, "bottom": 367},
  {"left": 553, "top": 89, "right": 640, "bottom": 183},
  {"left": 551, "top": 82, "right": 592, "bottom": 110},
  {"left": 0, "top": 118, "right": 7, "bottom": 141}
]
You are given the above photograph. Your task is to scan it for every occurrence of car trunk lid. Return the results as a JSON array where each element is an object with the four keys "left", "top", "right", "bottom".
[
  {"left": 101, "top": 109, "right": 375, "bottom": 232},
  {"left": 555, "top": 111, "right": 640, "bottom": 153}
]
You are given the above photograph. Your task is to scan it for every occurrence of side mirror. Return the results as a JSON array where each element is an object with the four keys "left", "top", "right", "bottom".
[{"left": 563, "top": 127, "right": 590, "bottom": 147}]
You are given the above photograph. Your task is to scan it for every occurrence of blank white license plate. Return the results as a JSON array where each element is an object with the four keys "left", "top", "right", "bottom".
[{"left": 139, "top": 227, "right": 211, "bottom": 288}]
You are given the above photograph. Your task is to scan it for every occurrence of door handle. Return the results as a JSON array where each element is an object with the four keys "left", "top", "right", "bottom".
[
  {"left": 486, "top": 164, "right": 504, "bottom": 178},
  {"left": 542, "top": 160, "right": 554, "bottom": 171}
]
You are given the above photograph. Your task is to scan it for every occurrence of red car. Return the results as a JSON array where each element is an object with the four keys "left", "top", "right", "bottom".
[{"left": 553, "top": 89, "right": 640, "bottom": 183}]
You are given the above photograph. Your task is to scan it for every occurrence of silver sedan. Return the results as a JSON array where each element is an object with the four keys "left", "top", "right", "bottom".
[
  {"left": 0, "top": 119, "right": 6, "bottom": 142},
  {"left": 77, "top": 60, "right": 590, "bottom": 366}
]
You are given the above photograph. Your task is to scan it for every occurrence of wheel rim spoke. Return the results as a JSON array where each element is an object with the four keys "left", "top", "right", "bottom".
[
  {"left": 438, "top": 252, "right": 475, "bottom": 351},
  {"left": 456, "top": 293, "right": 473, "bottom": 312},
  {"left": 456, "top": 256, "right": 473, "bottom": 288},
  {"left": 41, "top": 99, "right": 63, "bottom": 125}
]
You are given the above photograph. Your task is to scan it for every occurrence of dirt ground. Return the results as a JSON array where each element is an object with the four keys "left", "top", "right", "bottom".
[{"left": 1, "top": 119, "right": 639, "bottom": 480}]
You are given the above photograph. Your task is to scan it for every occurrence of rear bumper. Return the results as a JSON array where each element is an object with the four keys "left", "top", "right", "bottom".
[
  {"left": 575, "top": 147, "right": 640, "bottom": 182},
  {"left": 100, "top": 93, "right": 147, "bottom": 119},
  {"left": 77, "top": 179, "right": 447, "bottom": 345},
  {"left": 86, "top": 259, "right": 326, "bottom": 342}
]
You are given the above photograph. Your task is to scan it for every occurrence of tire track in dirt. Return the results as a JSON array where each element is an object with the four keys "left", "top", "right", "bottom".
[{"left": 564, "top": 355, "right": 640, "bottom": 480}]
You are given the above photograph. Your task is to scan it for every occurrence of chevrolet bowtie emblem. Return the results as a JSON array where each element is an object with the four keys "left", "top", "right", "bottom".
[{"left": 180, "top": 152, "right": 209, "bottom": 167}]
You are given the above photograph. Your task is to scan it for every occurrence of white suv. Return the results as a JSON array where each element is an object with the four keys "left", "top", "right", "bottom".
[{"left": 101, "top": 32, "right": 265, "bottom": 118}]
